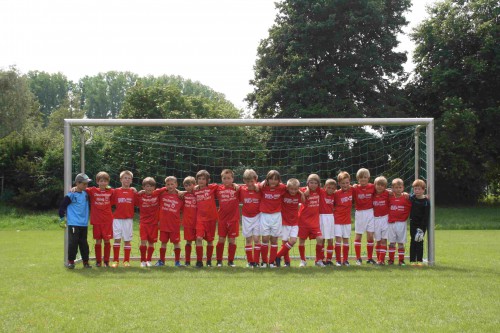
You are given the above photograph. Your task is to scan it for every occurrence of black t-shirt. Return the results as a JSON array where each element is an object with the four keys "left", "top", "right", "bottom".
[{"left": 410, "top": 195, "right": 430, "bottom": 228}]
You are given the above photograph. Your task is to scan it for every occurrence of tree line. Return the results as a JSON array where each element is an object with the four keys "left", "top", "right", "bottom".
[{"left": 1, "top": 0, "right": 498, "bottom": 208}]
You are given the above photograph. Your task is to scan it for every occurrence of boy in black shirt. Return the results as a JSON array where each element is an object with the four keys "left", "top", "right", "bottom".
[{"left": 409, "top": 179, "right": 430, "bottom": 266}]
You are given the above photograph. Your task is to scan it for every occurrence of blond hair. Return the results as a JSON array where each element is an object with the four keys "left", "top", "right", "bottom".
[
  {"left": 307, "top": 174, "right": 320, "bottom": 186},
  {"left": 325, "top": 178, "right": 337, "bottom": 188},
  {"left": 221, "top": 169, "right": 234, "bottom": 178},
  {"left": 412, "top": 179, "right": 426, "bottom": 189},
  {"left": 337, "top": 171, "right": 350, "bottom": 182},
  {"left": 120, "top": 170, "right": 133, "bottom": 179},
  {"left": 142, "top": 177, "right": 156, "bottom": 186},
  {"left": 374, "top": 176, "right": 388, "bottom": 187},
  {"left": 96, "top": 171, "right": 110, "bottom": 182},
  {"left": 392, "top": 178, "right": 404, "bottom": 187},
  {"left": 243, "top": 169, "right": 258, "bottom": 181},
  {"left": 356, "top": 168, "right": 370, "bottom": 180},
  {"left": 196, "top": 170, "right": 210, "bottom": 182},
  {"left": 165, "top": 176, "right": 177, "bottom": 183},
  {"left": 286, "top": 178, "right": 300, "bottom": 188},
  {"left": 265, "top": 170, "right": 281, "bottom": 182},
  {"left": 183, "top": 176, "right": 196, "bottom": 186}
]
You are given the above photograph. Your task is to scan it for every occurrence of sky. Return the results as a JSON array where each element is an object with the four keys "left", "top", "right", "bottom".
[{"left": 1, "top": 0, "right": 437, "bottom": 111}]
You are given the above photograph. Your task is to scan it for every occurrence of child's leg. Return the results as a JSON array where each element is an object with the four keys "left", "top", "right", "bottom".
[
  {"left": 79, "top": 227, "right": 90, "bottom": 264},
  {"left": 103, "top": 240, "right": 111, "bottom": 264},
  {"left": 326, "top": 239, "right": 334, "bottom": 262},
  {"left": 417, "top": 226, "right": 427, "bottom": 262},
  {"left": 95, "top": 239, "right": 102, "bottom": 264},
  {"left": 366, "top": 231, "right": 374, "bottom": 261},
  {"left": 375, "top": 240, "right": 381, "bottom": 261},
  {"left": 228, "top": 237, "right": 237, "bottom": 263},
  {"left": 398, "top": 242, "right": 405, "bottom": 264},
  {"left": 216, "top": 236, "right": 226, "bottom": 262},
  {"left": 245, "top": 237, "right": 254, "bottom": 264},
  {"left": 195, "top": 237, "right": 204, "bottom": 263},
  {"left": 124, "top": 241, "right": 131, "bottom": 263},
  {"left": 388, "top": 242, "right": 396, "bottom": 262},
  {"left": 269, "top": 236, "right": 278, "bottom": 264},
  {"left": 160, "top": 241, "right": 167, "bottom": 262},
  {"left": 335, "top": 236, "right": 342, "bottom": 263},
  {"left": 206, "top": 241, "right": 214, "bottom": 264},
  {"left": 140, "top": 240, "right": 147, "bottom": 262},
  {"left": 67, "top": 226, "right": 80, "bottom": 264},
  {"left": 261, "top": 235, "right": 270, "bottom": 264},
  {"left": 185, "top": 241, "right": 192, "bottom": 264},
  {"left": 298, "top": 238, "right": 306, "bottom": 261},
  {"left": 379, "top": 239, "right": 387, "bottom": 263},
  {"left": 315, "top": 237, "right": 324, "bottom": 262},
  {"left": 173, "top": 243, "right": 181, "bottom": 262},
  {"left": 354, "top": 233, "right": 362, "bottom": 260},
  {"left": 342, "top": 238, "right": 350, "bottom": 263},
  {"left": 113, "top": 238, "right": 121, "bottom": 263},
  {"left": 253, "top": 235, "right": 261, "bottom": 265},
  {"left": 147, "top": 241, "right": 155, "bottom": 262}
]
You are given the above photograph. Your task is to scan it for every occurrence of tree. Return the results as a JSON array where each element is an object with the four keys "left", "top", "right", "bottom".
[
  {"left": 408, "top": 0, "right": 500, "bottom": 204},
  {"left": 247, "top": 0, "right": 411, "bottom": 119}
]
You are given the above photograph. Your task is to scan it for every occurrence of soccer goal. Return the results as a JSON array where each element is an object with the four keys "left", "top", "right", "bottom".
[{"left": 63, "top": 118, "right": 435, "bottom": 266}]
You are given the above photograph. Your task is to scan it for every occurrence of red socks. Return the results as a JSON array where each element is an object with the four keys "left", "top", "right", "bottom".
[
  {"left": 124, "top": 245, "right": 131, "bottom": 262},
  {"left": 103, "top": 242, "right": 111, "bottom": 263},
  {"left": 113, "top": 243, "right": 120, "bottom": 262},
  {"left": 367, "top": 242, "right": 374, "bottom": 260},
  {"left": 228, "top": 243, "right": 237, "bottom": 262},
  {"left": 398, "top": 247, "right": 405, "bottom": 262},
  {"left": 245, "top": 245, "right": 253, "bottom": 263},
  {"left": 206, "top": 244, "right": 214, "bottom": 262},
  {"left": 269, "top": 244, "right": 278, "bottom": 264},
  {"left": 216, "top": 242, "right": 225, "bottom": 261},
  {"left": 174, "top": 247, "right": 181, "bottom": 262},
  {"left": 147, "top": 246, "right": 155, "bottom": 261},
  {"left": 254, "top": 244, "right": 261, "bottom": 264},
  {"left": 315, "top": 244, "right": 323, "bottom": 262},
  {"left": 261, "top": 243, "right": 269, "bottom": 264},
  {"left": 140, "top": 245, "right": 147, "bottom": 262},
  {"left": 276, "top": 241, "right": 293, "bottom": 260},
  {"left": 335, "top": 242, "right": 342, "bottom": 262},
  {"left": 185, "top": 244, "right": 192, "bottom": 263},
  {"left": 160, "top": 247, "right": 166, "bottom": 262},
  {"left": 298, "top": 245, "right": 306, "bottom": 261},
  {"left": 389, "top": 244, "right": 396, "bottom": 262},
  {"left": 326, "top": 245, "right": 334, "bottom": 262},
  {"left": 95, "top": 244, "right": 102, "bottom": 264},
  {"left": 354, "top": 240, "right": 361, "bottom": 259},
  {"left": 196, "top": 245, "right": 203, "bottom": 262},
  {"left": 343, "top": 244, "right": 349, "bottom": 262}
]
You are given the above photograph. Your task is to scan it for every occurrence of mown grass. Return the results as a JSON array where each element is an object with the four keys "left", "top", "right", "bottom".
[{"left": 0, "top": 229, "right": 499, "bottom": 332}]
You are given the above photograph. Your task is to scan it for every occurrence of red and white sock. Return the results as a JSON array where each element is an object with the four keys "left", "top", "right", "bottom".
[
  {"left": 206, "top": 244, "right": 214, "bottom": 262},
  {"left": 124, "top": 245, "right": 131, "bottom": 262},
  {"left": 269, "top": 244, "right": 278, "bottom": 264},
  {"left": 335, "top": 242, "right": 342, "bottom": 262},
  {"left": 343, "top": 243, "right": 349, "bottom": 262},
  {"left": 139, "top": 245, "right": 147, "bottom": 262},
  {"left": 185, "top": 244, "right": 192, "bottom": 263},
  {"left": 398, "top": 247, "right": 405, "bottom": 262},
  {"left": 113, "top": 243, "right": 121, "bottom": 262},
  {"left": 388, "top": 244, "right": 396, "bottom": 262},
  {"left": 354, "top": 240, "right": 361, "bottom": 260},
  {"left": 160, "top": 247, "right": 166, "bottom": 262},
  {"left": 147, "top": 246, "right": 155, "bottom": 261},
  {"left": 216, "top": 242, "right": 225, "bottom": 261},
  {"left": 174, "top": 247, "right": 181, "bottom": 262},
  {"left": 254, "top": 243, "right": 261, "bottom": 264},
  {"left": 367, "top": 241, "right": 374, "bottom": 260},
  {"left": 196, "top": 245, "right": 203, "bottom": 262},
  {"left": 276, "top": 241, "right": 293, "bottom": 260},
  {"left": 380, "top": 245, "right": 387, "bottom": 262},
  {"left": 375, "top": 244, "right": 381, "bottom": 261},
  {"left": 261, "top": 243, "right": 269, "bottom": 264},
  {"left": 245, "top": 245, "right": 253, "bottom": 263},
  {"left": 298, "top": 245, "right": 306, "bottom": 261},
  {"left": 95, "top": 243, "right": 102, "bottom": 264},
  {"left": 228, "top": 243, "right": 237, "bottom": 262},
  {"left": 326, "top": 245, "right": 334, "bottom": 262}
]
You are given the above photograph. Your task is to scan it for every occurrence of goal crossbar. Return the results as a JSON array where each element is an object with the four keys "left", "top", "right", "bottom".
[{"left": 63, "top": 118, "right": 435, "bottom": 266}]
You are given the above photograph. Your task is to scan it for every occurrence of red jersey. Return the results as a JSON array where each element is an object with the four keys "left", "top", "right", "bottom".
[
  {"left": 259, "top": 183, "right": 287, "bottom": 213},
  {"left": 319, "top": 188, "right": 335, "bottom": 214},
  {"left": 388, "top": 194, "right": 412, "bottom": 223},
  {"left": 113, "top": 187, "right": 135, "bottom": 219},
  {"left": 87, "top": 187, "right": 114, "bottom": 225},
  {"left": 135, "top": 189, "right": 161, "bottom": 225},
  {"left": 352, "top": 183, "right": 375, "bottom": 211},
  {"left": 334, "top": 188, "right": 353, "bottom": 225},
  {"left": 281, "top": 191, "right": 300, "bottom": 226},
  {"left": 239, "top": 185, "right": 261, "bottom": 218},
  {"left": 373, "top": 190, "right": 390, "bottom": 217},
  {"left": 298, "top": 188, "right": 320, "bottom": 228},
  {"left": 159, "top": 192, "right": 184, "bottom": 232},
  {"left": 182, "top": 192, "right": 197, "bottom": 228},
  {"left": 195, "top": 183, "right": 218, "bottom": 222},
  {"left": 216, "top": 185, "right": 240, "bottom": 223}
]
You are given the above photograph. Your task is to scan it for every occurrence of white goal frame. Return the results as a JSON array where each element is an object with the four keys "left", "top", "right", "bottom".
[{"left": 63, "top": 118, "right": 435, "bottom": 266}]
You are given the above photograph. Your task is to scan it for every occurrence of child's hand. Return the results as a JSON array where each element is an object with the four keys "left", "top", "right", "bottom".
[
  {"left": 232, "top": 183, "right": 240, "bottom": 191},
  {"left": 178, "top": 191, "right": 186, "bottom": 199},
  {"left": 58, "top": 217, "right": 66, "bottom": 229},
  {"left": 131, "top": 187, "right": 138, "bottom": 193},
  {"left": 194, "top": 185, "right": 200, "bottom": 191},
  {"left": 70, "top": 186, "right": 77, "bottom": 193},
  {"left": 138, "top": 190, "right": 145, "bottom": 195},
  {"left": 300, "top": 191, "right": 306, "bottom": 203},
  {"left": 303, "top": 188, "right": 310, "bottom": 197}
]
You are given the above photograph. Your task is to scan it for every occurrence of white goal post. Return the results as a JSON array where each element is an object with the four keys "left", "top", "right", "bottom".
[{"left": 63, "top": 118, "right": 435, "bottom": 266}]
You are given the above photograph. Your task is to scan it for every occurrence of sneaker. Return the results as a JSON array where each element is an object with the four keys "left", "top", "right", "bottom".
[
  {"left": 123, "top": 261, "right": 130, "bottom": 267},
  {"left": 228, "top": 261, "right": 236, "bottom": 267},
  {"left": 103, "top": 262, "right": 110, "bottom": 267},
  {"left": 206, "top": 260, "right": 212, "bottom": 267},
  {"left": 140, "top": 261, "right": 147, "bottom": 268},
  {"left": 399, "top": 260, "right": 406, "bottom": 266},
  {"left": 95, "top": 262, "right": 102, "bottom": 268},
  {"left": 366, "top": 259, "right": 376, "bottom": 264},
  {"left": 387, "top": 260, "right": 394, "bottom": 265},
  {"left": 185, "top": 261, "right": 191, "bottom": 266},
  {"left": 284, "top": 262, "right": 291, "bottom": 267},
  {"left": 195, "top": 261, "right": 203, "bottom": 268},
  {"left": 315, "top": 260, "right": 326, "bottom": 267},
  {"left": 260, "top": 262, "right": 268, "bottom": 268},
  {"left": 299, "top": 260, "right": 307, "bottom": 267},
  {"left": 146, "top": 261, "right": 152, "bottom": 267},
  {"left": 155, "top": 260, "right": 165, "bottom": 267},
  {"left": 269, "top": 263, "right": 276, "bottom": 268},
  {"left": 335, "top": 261, "right": 342, "bottom": 267},
  {"left": 111, "top": 261, "right": 119, "bottom": 268},
  {"left": 216, "top": 260, "right": 223, "bottom": 267},
  {"left": 356, "top": 258, "right": 362, "bottom": 266},
  {"left": 275, "top": 257, "right": 281, "bottom": 267},
  {"left": 174, "top": 261, "right": 182, "bottom": 267},
  {"left": 67, "top": 263, "right": 75, "bottom": 269},
  {"left": 343, "top": 260, "right": 350, "bottom": 267},
  {"left": 83, "top": 263, "right": 92, "bottom": 269}
]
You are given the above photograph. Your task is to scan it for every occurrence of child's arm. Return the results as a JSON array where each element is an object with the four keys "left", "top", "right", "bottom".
[{"left": 58, "top": 195, "right": 71, "bottom": 218}]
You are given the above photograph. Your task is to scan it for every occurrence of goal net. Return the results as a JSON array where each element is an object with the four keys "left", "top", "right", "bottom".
[{"left": 63, "top": 118, "right": 435, "bottom": 265}]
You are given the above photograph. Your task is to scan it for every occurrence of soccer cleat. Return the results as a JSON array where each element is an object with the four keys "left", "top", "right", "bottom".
[
  {"left": 275, "top": 257, "right": 281, "bottom": 267},
  {"left": 399, "top": 260, "right": 406, "bottom": 266},
  {"left": 67, "top": 263, "right": 75, "bottom": 269},
  {"left": 343, "top": 260, "right": 350, "bottom": 267},
  {"left": 95, "top": 262, "right": 102, "bottom": 268},
  {"left": 111, "top": 261, "right": 119, "bottom": 268},
  {"left": 140, "top": 261, "right": 147, "bottom": 268},
  {"left": 206, "top": 260, "right": 212, "bottom": 267},
  {"left": 216, "top": 260, "right": 223, "bottom": 267},
  {"left": 366, "top": 259, "right": 376, "bottom": 265},
  {"left": 83, "top": 263, "right": 92, "bottom": 269},
  {"left": 335, "top": 261, "right": 342, "bottom": 267},
  {"left": 155, "top": 260, "right": 165, "bottom": 267},
  {"left": 284, "top": 262, "right": 291, "bottom": 267},
  {"left": 123, "top": 261, "right": 130, "bottom": 267},
  {"left": 315, "top": 260, "right": 326, "bottom": 267},
  {"left": 103, "top": 262, "right": 110, "bottom": 268},
  {"left": 174, "top": 261, "right": 182, "bottom": 267},
  {"left": 260, "top": 262, "right": 268, "bottom": 268},
  {"left": 299, "top": 260, "right": 307, "bottom": 267},
  {"left": 269, "top": 263, "right": 276, "bottom": 268},
  {"left": 356, "top": 258, "right": 362, "bottom": 266},
  {"left": 195, "top": 261, "right": 203, "bottom": 268},
  {"left": 228, "top": 261, "right": 236, "bottom": 267},
  {"left": 387, "top": 260, "right": 394, "bottom": 265},
  {"left": 146, "top": 261, "right": 152, "bottom": 267},
  {"left": 184, "top": 261, "right": 191, "bottom": 266}
]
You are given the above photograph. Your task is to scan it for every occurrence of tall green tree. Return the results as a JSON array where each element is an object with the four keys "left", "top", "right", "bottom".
[
  {"left": 408, "top": 0, "right": 500, "bottom": 203},
  {"left": 247, "top": 0, "right": 411, "bottom": 118}
]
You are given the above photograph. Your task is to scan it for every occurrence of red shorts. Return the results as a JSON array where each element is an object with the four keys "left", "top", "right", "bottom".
[
  {"left": 218, "top": 220, "right": 240, "bottom": 238},
  {"left": 92, "top": 223, "right": 113, "bottom": 240},
  {"left": 160, "top": 231, "right": 181, "bottom": 244},
  {"left": 298, "top": 225, "right": 323, "bottom": 240},
  {"left": 196, "top": 219, "right": 217, "bottom": 242},
  {"left": 140, "top": 223, "right": 158, "bottom": 243},
  {"left": 183, "top": 226, "right": 197, "bottom": 242}
]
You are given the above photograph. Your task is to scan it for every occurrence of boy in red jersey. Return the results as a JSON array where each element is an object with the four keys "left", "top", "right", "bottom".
[
  {"left": 372, "top": 176, "right": 390, "bottom": 265},
  {"left": 239, "top": 169, "right": 262, "bottom": 268},
  {"left": 194, "top": 170, "right": 219, "bottom": 268},
  {"left": 135, "top": 177, "right": 161, "bottom": 267},
  {"left": 182, "top": 176, "right": 197, "bottom": 266},
  {"left": 275, "top": 178, "right": 303, "bottom": 267},
  {"left": 156, "top": 176, "right": 184, "bottom": 267},
  {"left": 319, "top": 178, "right": 336, "bottom": 265},
  {"left": 334, "top": 171, "right": 353, "bottom": 266},
  {"left": 215, "top": 169, "right": 240, "bottom": 267},
  {"left": 86, "top": 171, "right": 114, "bottom": 267},
  {"left": 352, "top": 168, "right": 376, "bottom": 265},
  {"left": 298, "top": 174, "right": 324, "bottom": 267},
  {"left": 388, "top": 178, "right": 412, "bottom": 266},
  {"left": 111, "top": 170, "right": 136, "bottom": 268}
]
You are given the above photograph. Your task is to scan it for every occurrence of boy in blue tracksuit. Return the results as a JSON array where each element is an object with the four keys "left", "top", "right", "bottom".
[{"left": 59, "top": 173, "right": 93, "bottom": 269}]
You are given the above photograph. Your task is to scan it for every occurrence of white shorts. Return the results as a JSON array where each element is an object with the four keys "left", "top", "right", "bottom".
[
  {"left": 260, "top": 212, "right": 282, "bottom": 237},
  {"left": 320, "top": 214, "right": 335, "bottom": 239},
  {"left": 242, "top": 214, "right": 261, "bottom": 238},
  {"left": 113, "top": 218, "right": 133, "bottom": 241},
  {"left": 374, "top": 215, "right": 389, "bottom": 241},
  {"left": 388, "top": 221, "right": 407, "bottom": 244},
  {"left": 281, "top": 225, "right": 299, "bottom": 241},
  {"left": 334, "top": 224, "right": 351, "bottom": 239},
  {"left": 354, "top": 208, "right": 375, "bottom": 234}
]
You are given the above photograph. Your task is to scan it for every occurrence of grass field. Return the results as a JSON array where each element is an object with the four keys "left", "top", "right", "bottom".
[{"left": 1, "top": 204, "right": 499, "bottom": 332}]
